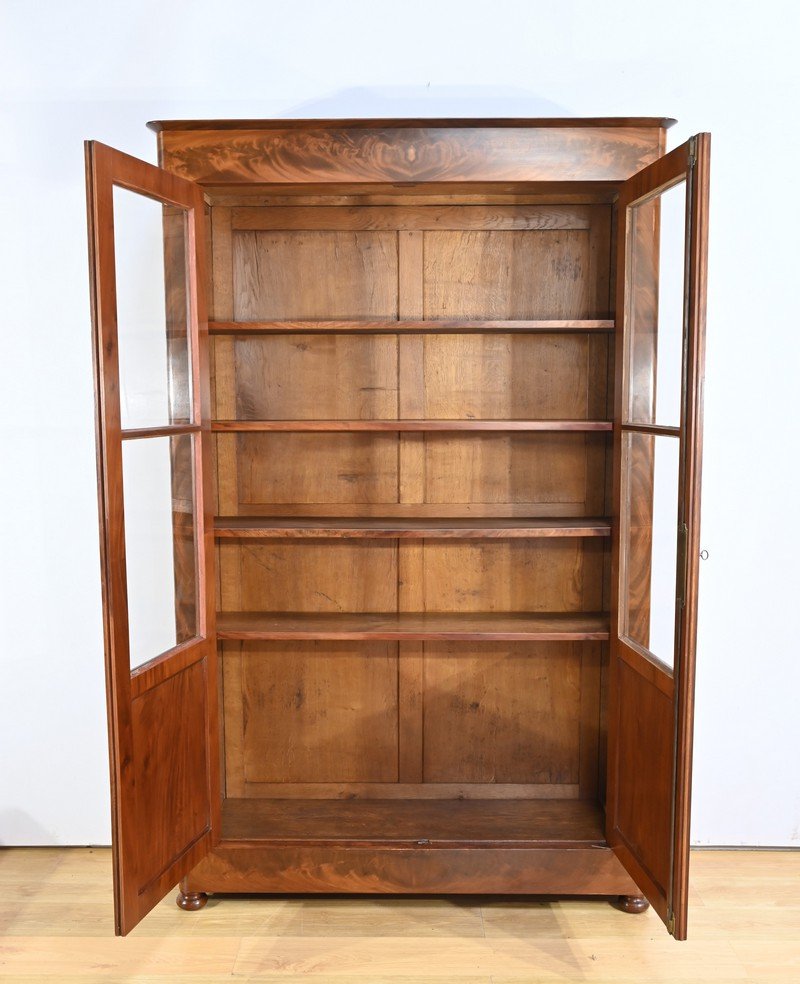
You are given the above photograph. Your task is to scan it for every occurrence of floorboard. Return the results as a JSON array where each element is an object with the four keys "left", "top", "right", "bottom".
[{"left": 0, "top": 848, "right": 797, "bottom": 981}]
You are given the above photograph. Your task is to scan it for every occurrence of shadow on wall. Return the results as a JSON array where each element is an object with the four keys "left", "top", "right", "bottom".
[
  {"left": 221, "top": 86, "right": 573, "bottom": 119},
  {"left": 0, "top": 810, "right": 62, "bottom": 847}
]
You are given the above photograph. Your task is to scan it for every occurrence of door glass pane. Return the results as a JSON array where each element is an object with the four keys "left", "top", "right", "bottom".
[
  {"left": 620, "top": 431, "right": 680, "bottom": 670},
  {"left": 113, "top": 187, "right": 192, "bottom": 429},
  {"left": 122, "top": 435, "right": 198, "bottom": 669},
  {"left": 625, "top": 181, "right": 686, "bottom": 428}
]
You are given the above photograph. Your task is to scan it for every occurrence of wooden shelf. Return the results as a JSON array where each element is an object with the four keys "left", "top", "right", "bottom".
[
  {"left": 209, "top": 319, "right": 615, "bottom": 335},
  {"left": 214, "top": 517, "right": 611, "bottom": 539},
  {"left": 221, "top": 798, "right": 606, "bottom": 848},
  {"left": 211, "top": 419, "right": 613, "bottom": 433},
  {"left": 216, "top": 611, "right": 610, "bottom": 641}
]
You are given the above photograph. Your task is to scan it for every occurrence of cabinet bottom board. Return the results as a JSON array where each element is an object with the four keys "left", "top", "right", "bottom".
[{"left": 183, "top": 798, "right": 639, "bottom": 897}]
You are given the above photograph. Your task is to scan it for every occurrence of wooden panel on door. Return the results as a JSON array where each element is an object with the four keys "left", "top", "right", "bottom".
[
  {"left": 86, "top": 141, "right": 218, "bottom": 935},
  {"left": 607, "top": 134, "right": 710, "bottom": 939}
]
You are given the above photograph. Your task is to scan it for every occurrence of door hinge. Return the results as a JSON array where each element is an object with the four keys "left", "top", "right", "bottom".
[
  {"left": 687, "top": 136, "right": 697, "bottom": 169},
  {"left": 676, "top": 522, "right": 689, "bottom": 609}
]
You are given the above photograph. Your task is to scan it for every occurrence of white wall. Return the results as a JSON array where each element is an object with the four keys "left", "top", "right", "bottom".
[{"left": 1, "top": 0, "right": 798, "bottom": 847}]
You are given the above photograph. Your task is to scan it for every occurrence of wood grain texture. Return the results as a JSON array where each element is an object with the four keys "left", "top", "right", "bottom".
[
  {"left": 215, "top": 432, "right": 399, "bottom": 512},
  {"left": 210, "top": 182, "right": 624, "bottom": 205},
  {"left": 215, "top": 611, "right": 611, "bottom": 641},
  {"left": 85, "top": 141, "right": 219, "bottom": 937},
  {"left": 3, "top": 848, "right": 792, "bottom": 979},
  {"left": 670, "top": 132, "right": 710, "bottom": 942},
  {"left": 233, "top": 230, "right": 398, "bottom": 320},
  {"left": 420, "top": 539, "right": 604, "bottom": 613},
  {"left": 231, "top": 203, "right": 598, "bottom": 231},
  {"left": 157, "top": 125, "right": 665, "bottom": 185},
  {"left": 419, "top": 334, "right": 606, "bottom": 418},
  {"left": 421, "top": 643, "right": 582, "bottom": 784},
  {"left": 211, "top": 419, "right": 613, "bottom": 431},
  {"left": 217, "top": 541, "right": 398, "bottom": 612},
  {"left": 213, "top": 517, "right": 612, "bottom": 538},
  {"left": 213, "top": 431, "right": 608, "bottom": 519},
  {"left": 220, "top": 798, "right": 606, "bottom": 846},
  {"left": 151, "top": 116, "right": 676, "bottom": 130},
  {"left": 209, "top": 318, "right": 616, "bottom": 333},
  {"left": 607, "top": 135, "right": 710, "bottom": 939},
  {"left": 227, "top": 334, "right": 399, "bottom": 420},
  {"left": 184, "top": 843, "right": 638, "bottom": 896},
  {"left": 238, "top": 641, "right": 399, "bottom": 784},
  {"left": 423, "top": 229, "right": 603, "bottom": 320}
]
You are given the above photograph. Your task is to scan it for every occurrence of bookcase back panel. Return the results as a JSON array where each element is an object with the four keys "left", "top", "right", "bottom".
[
  {"left": 221, "top": 640, "right": 600, "bottom": 797},
  {"left": 211, "top": 195, "right": 613, "bottom": 803},
  {"left": 218, "top": 541, "right": 399, "bottom": 613},
  {"left": 420, "top": 334, "right": 608, "bottom": 419},
  {"left": 422, "top": 643, "right": 582, "bottom": 783},
  {"left": 233, "top": 230, "right": 399, "bottom": 319},
  {"left": 422, "top": 228, "right": 608, "bottom": 319},
  {"left": 239, "top": 641, "right": 399, "bottom": 784},
  {"left": 219, "top": 539, "right": 602, "bottom": 614},
  {"left": 223, "top": 205, "right": 610, "bottom": 322},
  {"left": 212, "top": 333, "right": 609, "bottom": 422},
  {"left": 423, "top": 434, "right": 607, "bottom": 512},
  {"left": 422, "top": 540, "right": 604, "bottom": 613},
  {"left": 214, "top": 432, "right": 607, "bottom": 517},
  {"left": 229, "top": 335, "right": 399, "bottom": 420},
  {"left": 217, "top": 433, "right": 400, "bottom": 508}
]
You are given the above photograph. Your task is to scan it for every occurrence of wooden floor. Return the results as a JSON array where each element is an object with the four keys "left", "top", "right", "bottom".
[{"left": 0, "top": 848, "right": 798, "bottom": 981}]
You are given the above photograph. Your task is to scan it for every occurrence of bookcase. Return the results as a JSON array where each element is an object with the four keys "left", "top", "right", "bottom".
[{"left": 85, "top": 118, "right": 709, "bottom": 938}]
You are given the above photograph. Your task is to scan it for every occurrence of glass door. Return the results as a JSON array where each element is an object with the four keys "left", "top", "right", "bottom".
[
  {"left": 607, "top": 134, "right": 710, "bottom": 939},
  {"left": 86, "top": 142, "right": 219, "bottom": 935}
]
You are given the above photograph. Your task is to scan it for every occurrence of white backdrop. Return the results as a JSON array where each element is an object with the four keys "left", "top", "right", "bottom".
[{"left": 1, "top": 0, "right": 798, "bottom": 847}]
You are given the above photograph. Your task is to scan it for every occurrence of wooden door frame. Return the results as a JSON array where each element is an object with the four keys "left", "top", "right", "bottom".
[
  {"left": 606, "top": 134, "right": 710, "bottom": 939},
  {"left": 86, "top": 141, "right": 220, "bottom": 935}
]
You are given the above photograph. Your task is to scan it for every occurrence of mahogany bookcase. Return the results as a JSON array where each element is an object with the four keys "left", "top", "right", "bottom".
[{"left": 85, "top": 118, "right": 709, "bottom": 937}]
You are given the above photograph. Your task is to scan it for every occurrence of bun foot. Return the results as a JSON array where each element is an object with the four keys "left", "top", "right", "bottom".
[
  {"left": 176, "top": 890, "right": 208, "bottom": 911},
  {"left": 613, "top": 894, "right": 650, "bottom": 914}
]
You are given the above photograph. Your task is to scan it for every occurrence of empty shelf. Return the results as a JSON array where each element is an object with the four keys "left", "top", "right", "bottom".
[
  {"left": 221, "top": 798, "right": 606, "bottom": 848},
  {"left": 209, "top": 318, "right": 615, "bottom": 334},
  {"left": 211, "top": 419, "right": 613, "bottom": 432},
  {"left": 214, "top": 517, "right": 611, "bottom": 539},
  {"left": 216, "top": 612, "right": 610, "bottom": 641}
]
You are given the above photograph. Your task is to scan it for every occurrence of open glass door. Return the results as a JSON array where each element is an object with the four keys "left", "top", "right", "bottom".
[
  {"left": 85, "top": 142, "right": 219, "bottom": 935},
  {"left": 607, "top": 134, "right": 710, "bottom": 939}
]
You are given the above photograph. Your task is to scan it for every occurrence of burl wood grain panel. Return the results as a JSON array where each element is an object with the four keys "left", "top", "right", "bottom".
[
  {"left": 159, "top": 126, "right": 664, "bottom": 185},
  {"left": 422, "top": 642, "right": 582, "bottom": 784},
  {"left": 184, "top": 843, "right": 639, "bottom": 895},
  {"left": 131, "top": 661, "right": 210, "bottom": 891}
]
